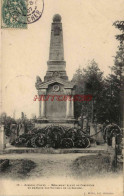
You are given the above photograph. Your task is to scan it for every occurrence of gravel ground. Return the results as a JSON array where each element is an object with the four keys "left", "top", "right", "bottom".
[{"left": 0, "top": 153, "right": 122, "bottom": 180}]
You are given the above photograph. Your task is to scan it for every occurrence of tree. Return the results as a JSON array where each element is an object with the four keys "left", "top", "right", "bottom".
[
  {"left": 113, "top": 21, "right": 124, "bottom": 43},
  {"left": 0, "top": 112, "right": 7, "bottom": 122},
  {"left": 72, "top": 60, "right": 105, "bottom": 124},
  {"left": 0, "top": 113, "right": 16, "bottom": 136},
  {"left": 72, "top": 22, "right": 124, "bottom": 127},
  {"left": 103, "top": 74, "right": 120, "bottom": 124},
  {"left": 72, "top": 67, "right": 85, "bottom": 120},
  {"left": 110, "top": 21, "right": 124, "bottom": 126}
]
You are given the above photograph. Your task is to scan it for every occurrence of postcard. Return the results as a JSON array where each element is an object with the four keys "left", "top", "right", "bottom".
[{"left": 0, "top": 0, "right": 123, "bottom": 196}]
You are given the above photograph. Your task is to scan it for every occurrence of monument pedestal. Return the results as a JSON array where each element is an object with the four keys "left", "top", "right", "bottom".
[{"left": 35, "top": 119, "right": 78, "bottom": 129}]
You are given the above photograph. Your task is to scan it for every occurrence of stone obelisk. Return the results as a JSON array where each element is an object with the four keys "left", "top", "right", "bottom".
[
  {"left": 35, "top": 14, "right": 76, "bottom": 127},
  {"left": 44, "top": 14, "right": 68, "bottom": 81}
]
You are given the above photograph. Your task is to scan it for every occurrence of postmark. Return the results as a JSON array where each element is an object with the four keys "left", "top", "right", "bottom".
[
  {"left": 27, "top": 0, "right": 44, "bottom": 24},
  {"left": 1, "top": 0, "right": 44, "bottom": 28}
]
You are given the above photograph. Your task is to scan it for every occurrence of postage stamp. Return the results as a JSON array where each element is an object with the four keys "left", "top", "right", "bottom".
[
  {"left": 2, "top": 0, "right": 27, "bottom": 28},
  {"left": 1, "top": 0, "right": 44, "bottom": 29}
]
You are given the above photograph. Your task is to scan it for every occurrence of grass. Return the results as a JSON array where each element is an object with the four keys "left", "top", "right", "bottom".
[
  {"left": 0, "top": 159, "right": 36, "bottom": 179},
  {"left": 71, "top": 153, "right": 123, "bottom": 178}
]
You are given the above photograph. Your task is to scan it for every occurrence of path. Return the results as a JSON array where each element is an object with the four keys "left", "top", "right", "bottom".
[{"left": 0, "top": 153, "right": 95, "bottom": 179}]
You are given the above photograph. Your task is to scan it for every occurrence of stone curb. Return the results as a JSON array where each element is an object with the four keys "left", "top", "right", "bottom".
[{"left": 1, "top": 148, "right": 107, "bottom": 154}]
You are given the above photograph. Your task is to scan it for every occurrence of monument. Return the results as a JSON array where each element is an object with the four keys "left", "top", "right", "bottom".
[{"left": 35, "top": 14, "right": 77, "bottom": 128}]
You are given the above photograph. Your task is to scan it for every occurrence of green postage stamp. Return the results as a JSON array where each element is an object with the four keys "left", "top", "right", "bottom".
[
  {"left": 1, "top": 0, "right": 44, "bottom": 28},
  {"left": 1, "top": 0, "right": 27, "bottom": 28}
]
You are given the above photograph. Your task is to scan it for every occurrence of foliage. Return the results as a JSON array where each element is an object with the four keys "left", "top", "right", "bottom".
[
  {"left": 72, "top": 21, "right": 124, "bottom": 126},
  {"left": 0, "top": 113, "right": 16, "bottom": 136},
  {"left": 0, "top": 112, "right": 34, "bottom": 136},
  {"left": 109, "top": 21, "right": 124, "bottom": 125},
  {"left": 72, "top": 60, "right": 105, "bottom": 123},
  {"left": 113, "top": 21, "right": 124, "bottom": 43}
]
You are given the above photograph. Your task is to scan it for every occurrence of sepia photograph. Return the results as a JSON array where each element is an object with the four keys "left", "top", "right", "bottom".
[{"left": 0, "top": 0, "right": 123, "bottom": 195}]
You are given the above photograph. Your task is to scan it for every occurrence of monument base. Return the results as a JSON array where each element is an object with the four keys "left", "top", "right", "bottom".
[{"left": 35, "top": 118, "right": 78, "bottom": 129}]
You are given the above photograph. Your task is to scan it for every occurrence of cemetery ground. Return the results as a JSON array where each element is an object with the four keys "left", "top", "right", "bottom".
[{"left": 0, "top": 151, "right": 123, "bottom": 180}]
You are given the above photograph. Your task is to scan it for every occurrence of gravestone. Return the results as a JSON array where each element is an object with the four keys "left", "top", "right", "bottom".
[
  {"left": 0, "top": 125, "right": 5, "bottom": 151},
  {"left": 90, "top": 122, "right": 97, "bottom": 140},
  {"left": 89, "top": 122, "right": 97, "bottom": 146},
  {"left": 96, "top": 124, "right": 104, "bottom": 144}
]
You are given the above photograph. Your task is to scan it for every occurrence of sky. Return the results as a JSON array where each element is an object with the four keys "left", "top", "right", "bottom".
[{"left": 1, "top": 0, "right": 124, "bottom": 118}]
